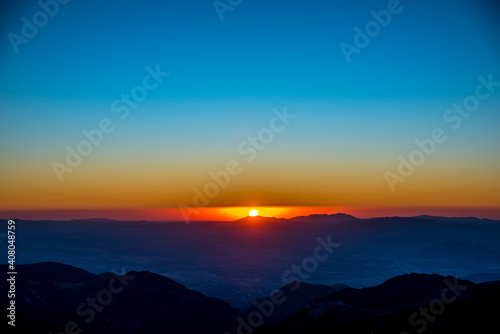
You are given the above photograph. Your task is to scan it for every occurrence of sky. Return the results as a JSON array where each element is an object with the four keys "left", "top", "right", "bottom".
[{"left": 1, "top": 0, "right": 499, "bottom": 220}]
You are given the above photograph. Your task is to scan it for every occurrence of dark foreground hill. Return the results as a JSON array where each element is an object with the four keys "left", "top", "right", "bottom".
[
  {"left": 1, "top": 262, "right": 241, "bottom": 334},
  {"left": 257, "top": 273, "right": 500, "bottom": 334},
  {"left": 3, "top": 262, "right": 500, "bottom": 334},
  {"left": 246, "top": 281, "right": 348, "bottom": 326}
]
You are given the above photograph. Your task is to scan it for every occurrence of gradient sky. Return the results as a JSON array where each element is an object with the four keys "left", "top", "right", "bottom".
[{"left": 1, "top": 0, "right": 499, "bottom": 220}]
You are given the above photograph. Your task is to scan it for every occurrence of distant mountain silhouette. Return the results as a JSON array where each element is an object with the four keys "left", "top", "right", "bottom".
[
  {"left": 291, "top": 213, "right": 357, "bottom": 223},
  {"left": 234, "top": 213, "right": 357, "bottom": 224},
  {"left": 234, "top": 216, "right": 290, "bottom": 224},
  {"left": 412, "top": 215, "right": 496, "bottom": 224},
  {"left": 231, "top": 214, "right": 500, "bottom": 227},
  {"left": 70, "top": 218, "right": 117, "bottom": 222},
  {"left": 2, "top": 214, "right": 498, "bottom": 225},
  {"left": 1, "top": 262, "right": 241, "bottom": 334}
]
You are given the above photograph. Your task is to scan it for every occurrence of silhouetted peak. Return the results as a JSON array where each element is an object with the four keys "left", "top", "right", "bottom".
[
  {"left": 17, "top": 262, "right": 96, "bottom": 283},
  {"left": 234, "top": 216, "right": 289, "bottom": 223},
  {"left": 291, "top": 213, "right": 357, "bottom": 222}
]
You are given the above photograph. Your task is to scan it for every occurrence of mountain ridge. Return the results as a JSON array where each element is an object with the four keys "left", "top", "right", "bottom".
[
  {"left": 3, "top": 213, "right": 499, "bottom": 224},
  {"left": 4, "top": 262, "right": 500, "bottom": 334}
]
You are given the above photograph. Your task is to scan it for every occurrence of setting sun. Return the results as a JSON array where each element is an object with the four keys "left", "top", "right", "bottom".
[{"left": 249, "top": 209, "right": 258, "bottom": 217}]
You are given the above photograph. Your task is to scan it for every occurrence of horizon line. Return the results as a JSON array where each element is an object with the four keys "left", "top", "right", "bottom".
[{"left": 2, "top": 211, "right": 500, "bottom": 223}]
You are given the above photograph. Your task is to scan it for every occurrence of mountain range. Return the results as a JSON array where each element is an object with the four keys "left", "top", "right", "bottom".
[{"left": 2, "top": 262, "right": 500, "bottom": 333}]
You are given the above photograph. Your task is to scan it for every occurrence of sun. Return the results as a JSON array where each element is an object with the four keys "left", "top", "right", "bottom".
[{"left": 249, "top": 209, "right": 259, "bottom": 217}]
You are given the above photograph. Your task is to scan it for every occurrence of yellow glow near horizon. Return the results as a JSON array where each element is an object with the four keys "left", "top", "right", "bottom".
[{"left": 217, "top": 207, "right": 289, "bottom": 220}]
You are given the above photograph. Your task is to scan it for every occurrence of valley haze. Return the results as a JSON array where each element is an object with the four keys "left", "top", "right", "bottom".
[
  {"left": 3, "top": 213, "right": 500, "bottom": 310},
  {"left": 2, "top": 213, "right": 500, "bottom": 333}
]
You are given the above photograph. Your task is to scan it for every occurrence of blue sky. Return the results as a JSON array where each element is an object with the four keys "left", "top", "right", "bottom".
[
  {"left": 1, "top": 0, "right": 499, "bottom": 215},
  {"left": 2, "top": 0, "right": 499, "bottom": 100}
]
